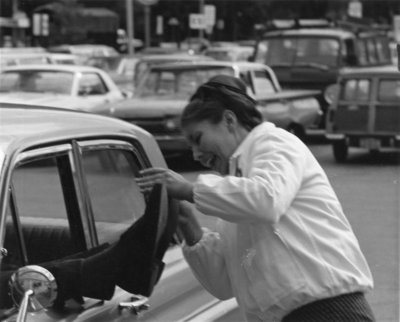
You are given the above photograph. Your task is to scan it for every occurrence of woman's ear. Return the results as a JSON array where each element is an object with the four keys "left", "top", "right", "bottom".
[{"left": 222, "top": 110, "right": 237, "bottom": 131}]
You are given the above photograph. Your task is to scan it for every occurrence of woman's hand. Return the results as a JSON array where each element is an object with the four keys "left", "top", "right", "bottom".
[
  {"left": 177, "top": 201, "right": 203, "bottom": 246},
  {"left": 137, "top": 167, "right": 194, "bottom": 201}
]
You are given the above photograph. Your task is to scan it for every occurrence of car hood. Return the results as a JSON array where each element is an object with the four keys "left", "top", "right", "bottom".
[
  {"left": 105, "top": 97, "right": 188, "bottom": 118},
  {"left": 0, "top": 92, "right": 94, "bottom": 111}
]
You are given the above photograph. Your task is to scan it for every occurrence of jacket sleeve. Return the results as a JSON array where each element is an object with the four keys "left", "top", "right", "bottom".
[
  {"left": 193, "top": 130, "right": 307, "bottom": 224},
  {"left": 182, "top": 228, "right": 234, "bottom": 300}
]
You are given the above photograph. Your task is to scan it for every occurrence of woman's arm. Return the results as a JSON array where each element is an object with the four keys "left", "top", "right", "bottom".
[
  {"left": 177, "top": 201, "right": 203, "bottom": 246},
  {"left": 136, "top": 168, "right": 194, "bottom": 202},
  {"left": 178, "top": 202, "right": 234, "bottom": 300}
]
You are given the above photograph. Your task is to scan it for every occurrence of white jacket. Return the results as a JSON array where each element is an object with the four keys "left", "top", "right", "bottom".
[{"left": 183, "top": 122, "right": 373, "bottom": 321}]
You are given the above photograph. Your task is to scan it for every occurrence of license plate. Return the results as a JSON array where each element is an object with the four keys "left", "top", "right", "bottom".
[{"left": 360, "top": 138, "right": 381, "bottom": 149}]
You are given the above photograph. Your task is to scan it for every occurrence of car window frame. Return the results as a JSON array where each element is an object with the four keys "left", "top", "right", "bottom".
[
  {"left": 1, "top": 136, "right": 153, "bottom": 315},
  {"left": 3, "top": 137, "right": 150, "bottom": 265},
  {"left": 76, "top": 139, "right": 149, "bottom": 246}
]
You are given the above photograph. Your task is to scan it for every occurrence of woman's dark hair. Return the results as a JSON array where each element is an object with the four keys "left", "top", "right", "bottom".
[{"left": 181, "top": 75, "right": 263, "bottom": 131}]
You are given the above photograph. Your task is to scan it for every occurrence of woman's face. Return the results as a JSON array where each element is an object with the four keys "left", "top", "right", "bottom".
[{"left": 182, "top": 117, "right": 240, "bottom": 174}]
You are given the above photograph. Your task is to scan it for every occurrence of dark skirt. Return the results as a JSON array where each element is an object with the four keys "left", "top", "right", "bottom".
[{"left": 282, "top": 292, "right": 375, "bottom": 322}]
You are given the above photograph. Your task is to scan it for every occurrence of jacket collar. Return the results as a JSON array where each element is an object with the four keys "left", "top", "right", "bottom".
[{"left": 229, "top": 122, "right": 271, "bottom": 175}]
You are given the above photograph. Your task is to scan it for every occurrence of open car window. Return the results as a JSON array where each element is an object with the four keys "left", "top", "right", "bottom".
[
  {"left": 0, "top": 139, "right": 150, "bottom": 311},
  {"left": 80, "top": 143, "right": 146, "bottom": 244}
]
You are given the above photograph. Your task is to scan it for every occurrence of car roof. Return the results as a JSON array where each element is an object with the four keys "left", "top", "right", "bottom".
[
  {"left": 136, "top": 53, "right": 213, "bottom": 62},
  {"left": 340, "top": 65, "right": 399, "bottom": 76},
  {"left": 0, "top": 103, "right": 150, "bottom": 156},
  {"left": 1, "top": 64, "right": 104, "bottom": 73},
  {"left": 150, "top": 60, "right": 267, "bottom": 71},
  {"left": 205, "top": 46, "right": 253, "bottom": 52},
  {"left": 262, "top": 28, "right": 357, "bottom": 39}
]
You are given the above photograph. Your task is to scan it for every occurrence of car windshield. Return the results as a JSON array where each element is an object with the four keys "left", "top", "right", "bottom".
[
  {"left": 135, "top": 67, "right": 235, "bottom": 99},
  {"left": 258, "top": 37, "right": 340, "bottom": 68},
  {"left": 0, "top": 70, "right": 74, "bottom": 94}
]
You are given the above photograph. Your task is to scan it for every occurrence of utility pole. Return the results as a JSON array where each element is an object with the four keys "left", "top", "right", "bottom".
[
  {"left": 12, "top": 0, "right": 18, "bottom": 46},
  {"left": 199, "top": 0, "right": 204, "bottom": 40},
  {"left": 126, "top": 0, "right": 134, "bottom": 54}
]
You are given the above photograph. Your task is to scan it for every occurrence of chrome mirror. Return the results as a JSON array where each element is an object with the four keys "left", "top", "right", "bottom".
[{"left": 9, "top": 265, "right": 57, "bottom": 318}]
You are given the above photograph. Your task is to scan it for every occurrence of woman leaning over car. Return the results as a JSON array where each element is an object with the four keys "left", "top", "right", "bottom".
[{"left": 136, "top": 75, "right": 375, "bottom": 322}]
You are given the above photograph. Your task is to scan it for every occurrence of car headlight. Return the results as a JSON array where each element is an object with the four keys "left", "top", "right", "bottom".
[{"left": 324, "top": 84, "right": 339, "bottom": 105}]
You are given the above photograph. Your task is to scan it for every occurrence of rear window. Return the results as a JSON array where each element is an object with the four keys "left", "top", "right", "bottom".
[
  {"left": 378, "top": 79, "right": 400, "bottom": 102},
  {"left": 136, "top": 67, "right": 235, "bottom": 98},
  {"left": 0, "top": 70, "right": 74, "bottom": 94},
  {"left": 258, "top": 37, "right": 340, "bottom": 67},
  {"left": 342, "top": 78, "right": 371, "bottom": 101},
  {"left": 356, "top": 37, "right": 392, "bottom": 66}
]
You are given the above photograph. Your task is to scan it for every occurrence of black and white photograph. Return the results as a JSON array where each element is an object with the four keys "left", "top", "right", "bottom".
[{"left": 0, "top": 0, "right": 399, "bottom": 321}]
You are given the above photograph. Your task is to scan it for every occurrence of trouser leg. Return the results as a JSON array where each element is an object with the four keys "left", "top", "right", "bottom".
[{"left": 42, "top": 244, "right": 119, "bottom": 307}]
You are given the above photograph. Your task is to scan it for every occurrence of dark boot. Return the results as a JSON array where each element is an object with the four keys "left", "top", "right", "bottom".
[
  {"left": 116, "top": 183, "right": 177, "bottom": 296},
  {"left": 43, "top": 244, "right": 118, "bottom": 307}
]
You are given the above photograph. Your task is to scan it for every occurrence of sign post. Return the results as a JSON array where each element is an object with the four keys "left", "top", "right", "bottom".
[
  {"left": 125, "top": 0, "right": 134, "bottom": 54},
  {"left": 348, "top": 0, "right": 362, "bottom": 18},
  {"left": 137, "top": 0, "right": 159, "bottom": 48},
  {"left": 394, "top": 15, "right": 400, "bottom": 43},
  {"left": 32, "top": 13, "right": 49, "bottom": 36},
  {"left": 189, "top": 14, "right": 206, "bottom": 30}
]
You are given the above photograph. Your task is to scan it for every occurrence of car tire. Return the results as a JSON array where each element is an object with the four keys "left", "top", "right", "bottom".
[
  {"left": 287, "top": 124, "right": 306, "bottom": 141},
  {"left": 333, "top": 140, "right": 348, "bottom": 163}
]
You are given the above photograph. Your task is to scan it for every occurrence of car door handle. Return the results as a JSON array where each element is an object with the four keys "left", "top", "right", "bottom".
[{"left": 118, "top": 294, "right": 149, "bottom": 315}]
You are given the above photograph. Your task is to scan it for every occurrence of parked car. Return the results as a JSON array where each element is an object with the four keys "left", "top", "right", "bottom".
[
  {"left": 252, "top": 19, "right": 393, "bottom": 129},
  {"left": 133, "top": 53, "right": 214, "bottom": 88},
  {"left": 203, "top": 46, "right": 254, "bottom": 62},
  {"left": 0, "top": 102, "right": 239, "bottom": 321},
  {"left": 85, "top": 54, "right": 142, "bottom": 92},
  {"left": 0, "top": 49, "right": 78, "bottom": 71},
  {"left": 325, "top": 65, "right": 400, "bottom": 162},
  {"left": 48, "top": 44, "right": 120, "bottom": 64},
  {"left": 94, "top": 61, "right": 321, "bottom": 158},
  {"left": 0, "top": 64, "right": 127, "bottom": 111}
]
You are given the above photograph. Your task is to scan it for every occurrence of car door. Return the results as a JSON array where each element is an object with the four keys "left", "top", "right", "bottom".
[
  {"left": 0, "top": 138, "right": 172, "bottom": 321},
  {"left": 77, "top": 72, "right": 120, "bottom": 107},
  {"left": 246, "top": 68, "right": 291, "bottom": 127},
  {"left": 334, "top": 77, "right": 372, "bottom": 133}
]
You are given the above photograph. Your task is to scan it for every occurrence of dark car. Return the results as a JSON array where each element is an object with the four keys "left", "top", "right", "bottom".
[
  {"left": 252, "top": 19, "right": 393, "bottom": 128},
  {"left": 0, "top": 103, "right": 239, "bottom": 321},
  {"left": 325, "top": 65, "right": 400, "bottom": 162},
  {"left": 94, "top": 61, "right": 321, "bottom": 158},
  {"left": 132, "top": 53, "right": 214, "bottom": 87}
]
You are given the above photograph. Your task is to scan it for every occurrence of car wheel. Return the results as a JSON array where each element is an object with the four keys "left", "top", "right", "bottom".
[
  {"left": 333, "top": 140, "right": 348, "bottom": 163},
  {"left": 287, "top": 124, "right": 306, "bottom": 141}
]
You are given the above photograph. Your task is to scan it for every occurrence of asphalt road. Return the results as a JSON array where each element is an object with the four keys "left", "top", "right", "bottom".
[{"left": 168, "top": 138, "right": 400, "bottom": 322}]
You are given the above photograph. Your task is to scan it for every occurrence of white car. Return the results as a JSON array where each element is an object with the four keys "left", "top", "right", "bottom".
[{"left": 0, "top": 64, "right": 127, "bottom": 111}]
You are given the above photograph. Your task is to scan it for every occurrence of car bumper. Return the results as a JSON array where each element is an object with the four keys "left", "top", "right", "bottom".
[{"left": 325, "top": 133, "right": 400, "bottom": 148}]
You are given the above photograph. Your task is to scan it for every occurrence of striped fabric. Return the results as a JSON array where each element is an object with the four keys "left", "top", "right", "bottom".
[{"left": 282, "top": 292, "right": 375, "bottom": 322}]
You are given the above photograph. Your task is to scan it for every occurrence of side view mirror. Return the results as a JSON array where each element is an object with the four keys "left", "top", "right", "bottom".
[
  {"left": 9, "top": 265, "right": 57, "bottom": 321},
  {"left": 324, "top": 83, "right": 340, "bottom": 105}
]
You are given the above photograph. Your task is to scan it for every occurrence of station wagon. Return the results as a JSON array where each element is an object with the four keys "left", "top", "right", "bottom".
[{"left": 325, "top": 65, "right": 400, "bottom": 162}]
